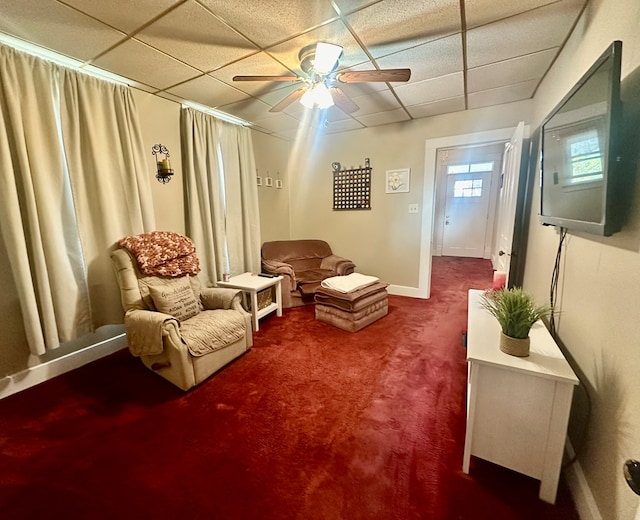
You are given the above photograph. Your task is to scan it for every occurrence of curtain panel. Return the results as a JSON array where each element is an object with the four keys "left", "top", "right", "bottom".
[
  {"left": 0, "top": 44, "right": 154, "bottom": 355},
  {"left": 181, "top": 108, "right": 260, "bottom": 287}
]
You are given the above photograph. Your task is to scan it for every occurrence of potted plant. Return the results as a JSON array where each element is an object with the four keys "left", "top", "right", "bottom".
[{"left": 480, "top": 287, "right": 552, "bottom": 357}]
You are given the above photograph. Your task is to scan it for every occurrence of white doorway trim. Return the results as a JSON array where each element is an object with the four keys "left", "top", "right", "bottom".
[{"left": 418, "top": 126, "right": 528, "bottom": 299}]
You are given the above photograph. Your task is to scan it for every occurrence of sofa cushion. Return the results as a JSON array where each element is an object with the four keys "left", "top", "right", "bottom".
[
  {"left": 261, "top": 239, "right": 333, "bottom": 264},
  {"left": 296, "top": 269, "right": 335, "bottom": 284}
]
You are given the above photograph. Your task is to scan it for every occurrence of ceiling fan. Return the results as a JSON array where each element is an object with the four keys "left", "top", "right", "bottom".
[{"left": 232, "top": 42, "right": 411, "bottom": 114}]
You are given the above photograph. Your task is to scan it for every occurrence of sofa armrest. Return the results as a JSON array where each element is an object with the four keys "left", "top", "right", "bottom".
[
  {"left": 262, "top": 259, "right": 296, "bottom": 285},
  {"left": 201, "top": 287, "right": 243, "bottom": 310},
  {"left": 321, "top": 255, "right": 356, "bottom": 275},
  {"left": 124, "top": 309, "right": 180, "bottom": 357}
]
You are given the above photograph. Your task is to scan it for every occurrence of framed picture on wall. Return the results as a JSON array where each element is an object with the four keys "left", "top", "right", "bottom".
[
  {"left": 385, "top": 168, "right": 410, "bottom": 193},
  {"left": 265, "top": 176, "right": 273, "bottom": 187},
  {"left": 256, "top": 176, "right": 262, "bottom": 186}
]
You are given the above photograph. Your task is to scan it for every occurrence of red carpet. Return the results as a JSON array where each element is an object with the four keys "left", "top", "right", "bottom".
[{"left": 0, "top": 257, "right": 579, "bottom": 519}]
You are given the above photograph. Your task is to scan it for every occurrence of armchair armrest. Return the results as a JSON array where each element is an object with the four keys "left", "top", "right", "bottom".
[
  {"left": 321, "top": 255, "right": 356, "bottom": 275},
  {"left": 200, "top": 287, "right": 243, "bottom": 310},
  {"left": 124, "top": 309, "right": 179, "bottom": 357}
]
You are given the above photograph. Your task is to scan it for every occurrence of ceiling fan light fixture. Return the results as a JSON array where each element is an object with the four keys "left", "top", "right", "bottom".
[
  {"left": 313, "top": 42, "right": 343, "bottom": 74},
  {"left": 300, "top": 83, "right": 334, "bottom": 109}
]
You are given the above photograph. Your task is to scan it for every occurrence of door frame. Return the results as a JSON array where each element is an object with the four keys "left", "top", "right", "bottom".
[
  {"left": 417, "top": 125, "right": 529, "bottom": 299},
  {"left": 433, "top": 144, "right": 505, "bottom": 259}
]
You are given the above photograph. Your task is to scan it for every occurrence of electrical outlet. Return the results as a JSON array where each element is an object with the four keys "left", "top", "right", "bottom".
[{"left": 408, "top": 204, "right": 419, "bottom": 214}]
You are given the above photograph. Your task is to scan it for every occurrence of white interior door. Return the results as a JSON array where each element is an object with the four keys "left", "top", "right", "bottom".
[
  {"left": 442, "top": 170, "right": 493, "bottom": 257},
  {"left": 493, "top": 121, "right": 525, "bottom": 281}
]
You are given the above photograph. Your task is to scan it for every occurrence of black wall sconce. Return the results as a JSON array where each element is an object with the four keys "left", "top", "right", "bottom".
[
  {"left": 152, "top": 143, "right": 174, "bottom": 184},
  {"left": 624, "top": 459, "right": 640, "bottom": 495}
]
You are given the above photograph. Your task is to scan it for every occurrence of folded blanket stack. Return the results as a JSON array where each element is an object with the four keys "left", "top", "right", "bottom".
[{"left": 320, "top": 272, "right": 379, "bottom": 293}]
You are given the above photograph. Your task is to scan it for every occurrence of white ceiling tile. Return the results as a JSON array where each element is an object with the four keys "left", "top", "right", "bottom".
[
  {"left": 346, "top": 0, "right": 461, "bottom": 58},
  {"left": 323, "top": 118, "right": 365, "bottom": 133},
  {"left": 93, "top": 39, "right": 200, "bottom": 89},
  {"left": 136, "top": 1, "right": 257, "bottom": 73},
  {"left": 216, "top": 98, "right": 276, "bottom": 121},
  {"left": 467, "top": 79, "right": 538, "bottom": 109},
  {"left": 405, "top": 96, "right": 466, "bottom": 118},
  {"left": 211, "top": 52, "right": 300, "bottom": 96},
  {"left": 0, "top": 0, "right": 125, "bottom": 62},
  {"left": 166, "top": 75, "right": 249, "bottom": 107},
  {"left": 466, "top": 2, "right": 584, "bottom": 68},
  {"left": 332, "top": 1, "right": 380, "bottom": 15},
  {"left": 465, "top": 0, "right": 559, "bottom": 29},
  {"left": 62, "top": 0, "right": 182, "bottom": 34},
  {"left": 377, "top": 33, "right": 463, "bottom": 84},
  {"left": 252, "top": 113, "right": 301, "bottom": 133},
  {"left": 197, "top": 0, "right": 338, "bottom": 48},
  {"left": 394, "top": 72, "right": 464, "bottom": 106},
  {"left": 351, "top": 89, "right": 401, "bottom": 116},
  {"left": 356, "top": 108, "right": 410, "bottom": 127},
  {"left": 467, "top": 48, "right": 558, "bottom": 93}
]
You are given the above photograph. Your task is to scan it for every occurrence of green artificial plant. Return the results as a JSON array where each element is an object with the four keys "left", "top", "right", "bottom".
[{"left": 480, "top": 287, "right": 552, "bottom": 339}]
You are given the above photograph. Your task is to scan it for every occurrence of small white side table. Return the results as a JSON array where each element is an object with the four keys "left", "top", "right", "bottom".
[
  {"left": 217, "top": 273, "right": 283, "bottom": 331},
  {"left": 464, "top": 289, "right": 578, "bottom": 504}
]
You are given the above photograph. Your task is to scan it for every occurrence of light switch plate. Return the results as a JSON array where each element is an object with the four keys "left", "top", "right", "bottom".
[{"left": 408, "top": 204, "right": 419, "bottom": 213}]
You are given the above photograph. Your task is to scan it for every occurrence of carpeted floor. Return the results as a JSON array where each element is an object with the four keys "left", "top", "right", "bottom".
[{"left": 0, "top": 256, "right": 579, "bottom": 519}]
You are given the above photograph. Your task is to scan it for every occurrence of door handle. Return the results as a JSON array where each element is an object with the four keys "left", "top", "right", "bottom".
[
  {"left": 499, "top": 250, "right": 507, "bottom": 256},
  {"left": 445, "top": 216, "right": 450, "bottom": 225}
]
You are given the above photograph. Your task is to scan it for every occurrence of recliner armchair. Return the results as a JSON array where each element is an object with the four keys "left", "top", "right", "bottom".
[
  {"left": 261, "top": 239, "right": 355, "bottom": 308},
  {"left": 111, "top": 246, "right": 252, "bottom": 391}
]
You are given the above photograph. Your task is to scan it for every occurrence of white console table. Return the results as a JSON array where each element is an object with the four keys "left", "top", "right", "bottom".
[{"left": 463, "top": 289, "right": 578, "bottom": 504}]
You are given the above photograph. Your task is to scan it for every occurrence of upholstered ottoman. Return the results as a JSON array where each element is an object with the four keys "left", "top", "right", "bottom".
[{"left": 314, "top": 281, "right": 389, "bottom": 332}]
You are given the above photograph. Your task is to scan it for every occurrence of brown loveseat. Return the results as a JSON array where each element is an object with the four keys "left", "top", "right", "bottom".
[{"left": 261, "top": 239, "right": 355, "bottom": 308}]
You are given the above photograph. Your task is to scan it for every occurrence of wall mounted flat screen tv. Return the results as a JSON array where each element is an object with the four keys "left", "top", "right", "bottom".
[{"left": 540, "top": 40, "right": 623, "bottom": 236}]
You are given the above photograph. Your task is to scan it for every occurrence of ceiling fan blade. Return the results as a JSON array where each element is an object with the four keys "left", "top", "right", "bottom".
[
  {"left": 329, "top": 87, "right": 359, "bottom": 114},
  {"left": 336, "top": 68, "right": 411, "bottom": 83},
  {"left": 269, "top": 88, "right": 306, "bottom": 112},
  {"left": 233, "top": 75, "right": 301, "bottom": 82}
]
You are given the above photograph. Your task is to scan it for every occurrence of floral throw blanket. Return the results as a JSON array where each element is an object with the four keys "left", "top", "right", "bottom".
[{"left": 118, "top": 231, "right": 200, "bottom": 277}]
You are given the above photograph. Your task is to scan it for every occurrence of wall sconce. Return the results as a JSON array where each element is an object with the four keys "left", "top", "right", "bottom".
[
  {"left": 152, "top": 143, "right": 174, "bottom": 184},
  {"left": 624, "top": 459, "right": 640, "bottom": 495}
]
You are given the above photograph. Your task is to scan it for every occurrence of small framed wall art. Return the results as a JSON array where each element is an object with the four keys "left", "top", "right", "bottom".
[
  {"left": 256, "top": 176, "right": 262, "bottom": 186},
  {"left": 385, "top": 168, "right": 410, "bottom": 193},
  {"left": 265, "top": 176, "right": 273, "bottom": 187}
]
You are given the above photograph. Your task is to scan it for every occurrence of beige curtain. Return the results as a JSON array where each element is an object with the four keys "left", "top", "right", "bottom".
[
  {"left": 0, "top": 44, "right": 154, "bottom": 355},
  {"left": 181, "top": 108, "right": 260, "bottom": 286}
]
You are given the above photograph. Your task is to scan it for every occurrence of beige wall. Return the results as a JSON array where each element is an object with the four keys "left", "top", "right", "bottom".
[
  {"left": 285, "top": 101, "right": 531, "bottom": 287},
  {"left": 522, "top": 0, "right": 640, "bottom": 518},
  {"left": 252, "top": 131, "right": 292, "bottom": 243}
]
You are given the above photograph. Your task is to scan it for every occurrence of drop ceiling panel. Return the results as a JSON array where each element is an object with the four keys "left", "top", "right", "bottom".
[
  {"left": 210, "top": 52, "right": 297, "bottom": 95},
  {"left": 355, "top": 108, "right": 410, "bottom": 127},
  {"left": 62, "top": 0, "right": 182, "bottom": 34},
  {"left": 351, "top": 90, "right": 401, "bottom": 116},
  {"left": 197, "top": 0, "right": 338, "bottom": 48},
  {"left": 93, "top": 39, "right": 200, "bottom": 90},
  {"left": 216, "top": 97, "right": 276, "bottom": 121},
  {"left": 405, "top": 96, "right": 466, "bottom": 119},
  {"left": 166, "top": 74, "right": 248, "bottom": 107},
  {"left": 252, "top": 113, "right": 302, "bottom": 133},
  {"left": 467, "top": 79, "right": 538, "bottom": 109},
  {"left": 464, "top": 0, "right": 559, "bottom": 29},
  {"left": 136, "top": 1, "right": 258, "bottom": 73},
  {"left": 346, "top": 0, "right": 461, "bottom": 59},
  {"left": 467, "top": 48, "right": 557, "bottom": 93},
  {"left": 466, "top": 2, "right": 583, "bottom": 68},
  {"left": 0, "top": 0, "right": 125, "bottom": 62},
  {"left": 394, "top": 72, "right": 464, "bottom": 106},
  {"left": 256, "top": 83, "right": 307, "bottom": 109},
  {"left": 324, "top": 118, "right": 365, "bottom": 133},
  {"left": 376, "top": 33, "right": 463, "bottom": 84}
]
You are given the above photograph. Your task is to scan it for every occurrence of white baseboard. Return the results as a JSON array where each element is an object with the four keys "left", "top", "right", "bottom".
[
  {"left": 0, "top": 334, "right": 127, "bottom": 400},
  {"left": 387, "top": 284, "right": 428, "bottom": 299},
  {"left": 565, "top": 440, "right": 602, "bottom": 520}
]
